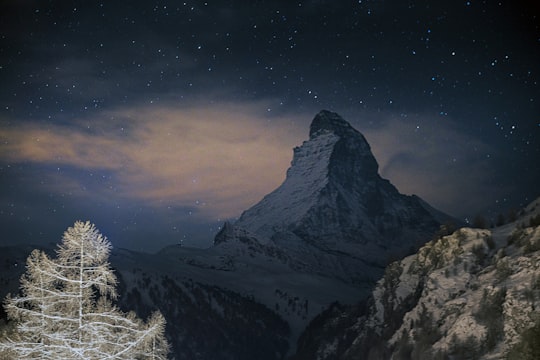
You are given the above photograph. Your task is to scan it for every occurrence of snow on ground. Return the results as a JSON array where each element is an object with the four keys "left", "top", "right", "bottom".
[{"left": 236, "top": 131, "right": 339, "bottom": 239}]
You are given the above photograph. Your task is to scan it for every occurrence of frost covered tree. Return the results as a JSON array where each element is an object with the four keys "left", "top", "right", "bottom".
[{"left": 0, "top": 221, "right": 169, "bottom": 359}]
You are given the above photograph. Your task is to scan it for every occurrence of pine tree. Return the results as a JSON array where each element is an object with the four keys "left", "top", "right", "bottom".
[{"left": 0, "top": 221, "right": 169, "bottom": 359}]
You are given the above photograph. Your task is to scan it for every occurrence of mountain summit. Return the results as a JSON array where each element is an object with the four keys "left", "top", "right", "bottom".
[
  {"left": 309, "top": 109, "right": 361, "bottom": 139},
  {"left": 234, "top": 110, "right": 455, "bottom": 273}
]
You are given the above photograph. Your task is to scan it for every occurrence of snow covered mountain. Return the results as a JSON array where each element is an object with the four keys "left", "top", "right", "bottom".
[
  {"left": 0, "top": 110, "right": 460, "bottom": 359},
  {"left": 292, "top": 197, "right": 540, "bottom": 360},
  {"left": 232, "top": 110, "right": 456, "bottom": 282}
]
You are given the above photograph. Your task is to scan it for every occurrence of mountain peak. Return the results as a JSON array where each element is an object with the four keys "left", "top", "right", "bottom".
[
  {"left": 309, "top": 110, "right": 355, "bottom": 139},
  {"left": 233, "top": 110, "right": 455, "bottom": 266}
]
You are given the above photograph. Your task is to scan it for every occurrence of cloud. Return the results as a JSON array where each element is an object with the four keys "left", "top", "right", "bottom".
[
  {"left": 0, "top": 101, "right": 305, "bottom": 219},
  {"left": 1, "top": 104, "right": 509, "bottom": 225}
]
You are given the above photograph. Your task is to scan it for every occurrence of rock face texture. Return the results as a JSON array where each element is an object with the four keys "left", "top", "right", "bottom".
[
  {"left": 292, "top": 197, "right": 540, "bottom": 360},
  {"left": 234, "top": 110, "right": 454, "bottom": 277}
]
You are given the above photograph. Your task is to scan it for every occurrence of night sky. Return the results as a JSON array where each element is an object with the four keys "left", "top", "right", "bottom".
[{"left": 1, "top": 1, "right": 539, "bottom": 252}]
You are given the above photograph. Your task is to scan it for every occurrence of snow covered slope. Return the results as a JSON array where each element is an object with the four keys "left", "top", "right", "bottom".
[
  {"left": 292, "top": 197, "right": 540, "bottom": 360},
  {"left": 233, "top": 110, "right": 456, "bottom": 279},
  {"left": 110, "top": 223, "right": 369, "bottom": 358}
]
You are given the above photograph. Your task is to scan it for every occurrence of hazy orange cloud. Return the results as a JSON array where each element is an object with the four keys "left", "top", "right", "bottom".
[
  {"left": 0, "top": 102, "right": 306, "bottom": 219},
  {"left": 2, "top": 105, "right": 494, "bottom": 221}
]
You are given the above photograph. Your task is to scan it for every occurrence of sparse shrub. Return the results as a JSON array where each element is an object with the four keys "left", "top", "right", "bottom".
[
  {"left": 393, "top": 329, "right": 413, "bottom": 360},
  {"left": 495, "top": 259, "right": 513, "bottom": 283},
  {"left": 434, "top": 222, "right": 458, "bottom": 240},
  {"left": 529, "top": 214, "right": 540, "bottom": 227},
  {"left": 506, "top": 316, "right": 540, "bottom": 360},
  {"left": 383, "top": 262, "right": 403, "bottom": 289},
  {"left": 427, "top": 247, "right": 443, "bottom": 269},
  {"left": 456, "top": 229, "right": 467, "bottom": 244},
  {"left": 449, "top": 334, "right": 481, "bottom": 360},
  {"left": 432, "top": 349, "right": 449, "bottom": 360},
  {"left": 475, "top": 287, "right": 507, "bottom": 351},
  {"left": 523, "top": 236, "right": 540, "bottom": 254},
  {"left": 410, "top": 305, "right": 441, "bottom": 360},
  {"left": 507, "top": 229, "right": 525, "bottom": 246},
  {"left": 522, "top": 288, "right": 535, "bottom": 309},
  {"left": 533, "top": 275, "right": 540, "bottom": 290},
  {"left": 472, "top": 243, "right": 486, "bottom": 265},
  {"left": 493, "top": 248, "right": 506, "bottom": 264}
]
